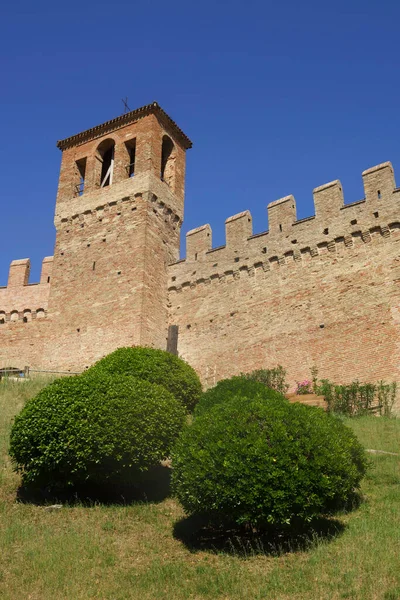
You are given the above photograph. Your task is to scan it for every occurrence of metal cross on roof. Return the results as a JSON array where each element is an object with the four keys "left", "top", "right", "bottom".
[{"left": 122, "top": 97, "right": 131, "bottom": 114}]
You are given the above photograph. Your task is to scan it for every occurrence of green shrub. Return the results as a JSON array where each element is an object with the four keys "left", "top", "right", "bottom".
[
  {"left": 85, "top": 347, "right": 202, "bottom": 412},
  {"left": 317, "top": 378, "right": 397, "bottom": 417},
  {"left": 172, "top": 396, "right": 367, "bottom": 527},
  {"left": 10, "top": 374, "right": 185, "bottom": 487},
  {"left": 242, "top": 365, "right": 289, "bottom": 395},
  {"left": 194, "top": 375, "right": 287, "bottom": 418}
]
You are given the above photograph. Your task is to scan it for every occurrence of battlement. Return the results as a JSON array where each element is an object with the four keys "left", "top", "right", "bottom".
[
  {"left": 4, "top": 98, "right": 400, "bottom": 392},
  {"left": 0, "top": 257, "right": 53, "bottom": 322},
  {"left": 168, "top": 159, "right": 400, "bottom": 393},
  {"left": 170, "top": 162, "right": 399, "bottom": 285},
  {"left": 4, "top": 257, "right": 53, "bottom": 288}
]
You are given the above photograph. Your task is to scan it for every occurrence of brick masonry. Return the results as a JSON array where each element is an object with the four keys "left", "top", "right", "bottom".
[
  {"left": 1, "top": 104, "right": 400, "bottom": 400},
  {"left": 0, "top": 104, "right": 188, "bottom": 371},
  {"left": 169, "top": 162, "right": 400, "bottom": 393}
]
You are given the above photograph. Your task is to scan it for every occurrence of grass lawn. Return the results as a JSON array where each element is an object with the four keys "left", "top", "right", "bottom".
[{"left": 0, "top": 379, "right": 400, "bottom": 600}]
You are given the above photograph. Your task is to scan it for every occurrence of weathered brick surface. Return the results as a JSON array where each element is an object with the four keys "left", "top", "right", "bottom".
[
  {"left": 0, "top": 106, "right": 187, "bottom": 371},
  {"left": 1, "top": 106, "right": 400, "bottom": 401},
  {"left": 168, "top": 162, "right": 400, "bottom": 394},
  {"left": 0, "top": 257, "right": 52, "bottom": 328}
]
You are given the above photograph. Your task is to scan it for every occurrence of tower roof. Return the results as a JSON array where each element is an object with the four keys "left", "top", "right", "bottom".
[{"left": 56, "top": 102, "right": 193, "bottom": 151}]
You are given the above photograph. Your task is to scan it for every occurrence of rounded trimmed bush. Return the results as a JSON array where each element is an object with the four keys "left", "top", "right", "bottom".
[
  {"left": 86, "top": 347, "right": 202, "bottom": 412},
  {"left": 10, "top": 374, "right": 186, "bottom": 487},
  {"left": 194, "top": 375, "right": 287, "bottom": 418},
  {"left": 172, "top": 396, "right": 368, "bottom": 527}
]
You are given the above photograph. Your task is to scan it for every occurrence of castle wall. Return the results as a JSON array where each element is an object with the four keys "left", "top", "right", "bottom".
[
  {"left": 0, "top": 320, "right": 52, "bottom": 370},
  {"left": 0, "top": 256, "right": 53, "bottom": 368},
  {"left": 3, "top": 102, "right": 400, "bottom": 397},
  {"left": 168, "top": 163, "right": 400, "bottom": 390},
  {"left": 0, "top": 107, "right": 188, "bottom": 373},
  {"left": 42, "top": 183, "right": 181, "bottom": 371},
  {"left": 0, "top": 257, "right": 53, "bottom": 320}
]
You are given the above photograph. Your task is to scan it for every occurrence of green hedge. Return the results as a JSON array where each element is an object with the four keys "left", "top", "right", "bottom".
[
  {"left": 172, "top": 396, "right": 367, "bottom": 527},
  {"left": 242, "top": 366, "right": 289, "bottom": 395},
  {"left": 86, "top": 347, "right": 202, "bottom": 412},
  {"left": 10, "top": 374, "right": 185, "bottom": 487},
  {"left": 194, "top": 375, "right": 287, "bottom": 418},
  {"left": 317, "top": 379, "right": 397, "bottom": 417}
]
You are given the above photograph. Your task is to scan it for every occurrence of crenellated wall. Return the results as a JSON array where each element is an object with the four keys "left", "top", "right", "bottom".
[
  {"left": 168, "top": 162, "right": 400, "bottom": 390},
  {"left": 0, "top": 257, "right": 53, "bottom": 369},
  {"left": 0, "top": 257, "right": 53, "bottom": 322},
  {"left": 0, "top": 103, "right": 190, "bottom": 372},
  {"left": 2, "top": 101, "right": 400, "bottom": 394}
]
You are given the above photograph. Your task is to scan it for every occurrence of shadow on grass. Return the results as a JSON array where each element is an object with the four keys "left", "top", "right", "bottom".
[
  {"left": 16, "top": 464, "right": 172, "bottom": 506},
  {"left": 173, "top": 514, "right": 347, "bottom": 557}
]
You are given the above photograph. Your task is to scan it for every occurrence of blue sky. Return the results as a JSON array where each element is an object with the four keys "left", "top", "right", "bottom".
[{"left": 1, "top": 0, "right": 399, "bottom": 284}]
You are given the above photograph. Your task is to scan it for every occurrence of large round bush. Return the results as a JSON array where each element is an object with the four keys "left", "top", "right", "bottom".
[
  {"left": 194, "top": 375, "right": 287, "bottom": 418},
  {"left": 172, "top": 396, "right": 368, "bottom": 527},
  {"left": 86, "top": 347, "right": 202, "bottom": 412},
  {"left": 10, "top": 374, "right": 185, "bottom": 487}
]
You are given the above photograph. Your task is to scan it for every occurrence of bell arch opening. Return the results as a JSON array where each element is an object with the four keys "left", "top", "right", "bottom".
[
  {"left": 161, "top": 135, "right": 176, "bottom": 189},
  {"left": 97, "top": 139, "right": 115, "bottom": 188}
]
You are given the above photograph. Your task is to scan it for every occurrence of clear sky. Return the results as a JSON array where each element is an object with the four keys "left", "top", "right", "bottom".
[{"left": 1, "top": 0, "right": 399, "bottom": 284}]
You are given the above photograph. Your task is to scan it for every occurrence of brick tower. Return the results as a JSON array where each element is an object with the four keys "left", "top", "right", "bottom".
[{"left": 43, "top": 102, "right": 191, "bottom": 369}]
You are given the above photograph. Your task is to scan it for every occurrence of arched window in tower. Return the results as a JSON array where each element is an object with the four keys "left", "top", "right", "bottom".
[
  {"left": 161, "top": 135, "right": 176, "bottom": 189},
  {"left": 125, "top": 139, "right": 136, "bottom": 178},
  {"left": 74, "top": 157, "right": 87, "bottom": 196},
  {"left": 97, "top": 139, "right": 115, "bottom": 188}
]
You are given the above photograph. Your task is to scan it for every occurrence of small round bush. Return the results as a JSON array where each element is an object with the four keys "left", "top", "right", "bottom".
[
  {"left": 194, "top": 375, "right": 287, "bottom": 418},
  {"left": 172, "top": 396, "right": 368, "bottom": 527},
  {"left": 86, "top": 347, "right": 202, "bottom": 412},
  {"left": 10, "top": 374, "right": 186, "bottom": 488}
]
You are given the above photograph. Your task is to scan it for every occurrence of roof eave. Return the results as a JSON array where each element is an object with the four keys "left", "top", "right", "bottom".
[{"left": 56, "top": 102, "right": 192, "bottom": 151}]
